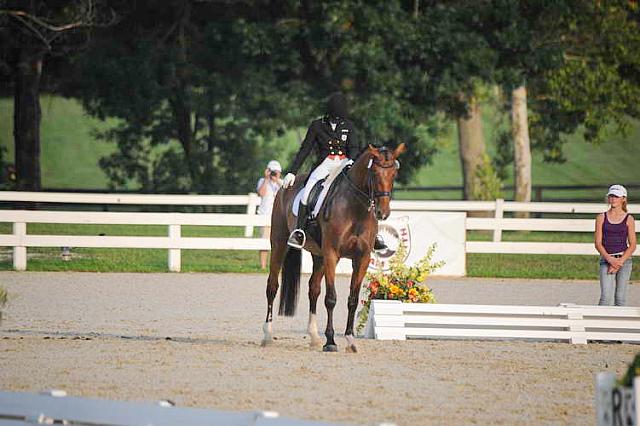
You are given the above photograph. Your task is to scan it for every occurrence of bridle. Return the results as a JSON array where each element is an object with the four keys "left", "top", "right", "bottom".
[{"left": 344, "top": 148, "right": 399, "bottom": 212}]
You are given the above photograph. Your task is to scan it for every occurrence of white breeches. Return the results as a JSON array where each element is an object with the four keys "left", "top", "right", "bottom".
[{"left": 301, "top": 156, "right": 344, "bottom": 205}]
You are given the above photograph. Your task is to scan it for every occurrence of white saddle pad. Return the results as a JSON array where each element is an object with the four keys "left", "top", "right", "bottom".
[{"left": 292, "top": 158, "right": 352, "bottom": 218}]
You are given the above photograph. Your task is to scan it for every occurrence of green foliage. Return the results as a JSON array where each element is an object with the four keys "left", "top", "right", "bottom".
[
  {"left": 620, "top": 353, "right": 640, "bottom": 387},
  {"left": 68, "top": 1, "right": 446, "bottom": 192},
  {"left": 471, "top": 154, "right": 503, "bottom": 201}
]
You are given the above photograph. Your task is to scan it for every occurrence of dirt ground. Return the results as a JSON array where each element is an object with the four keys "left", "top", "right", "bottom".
[{"left": 0, "top": 272, "right": 638, "bottom": 425}]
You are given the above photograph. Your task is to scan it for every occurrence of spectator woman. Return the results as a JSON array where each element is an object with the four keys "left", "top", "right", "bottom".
[
  {"left": 594, "top": 184, "right": 636, "bottom": 306},
  {"left": 257, "top": 160, "right": 283, "bottom": 269}
]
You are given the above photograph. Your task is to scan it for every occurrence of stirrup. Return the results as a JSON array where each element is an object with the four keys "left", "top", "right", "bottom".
[{"left": 287, "top": 229, "right": 306, "bottom": 249}]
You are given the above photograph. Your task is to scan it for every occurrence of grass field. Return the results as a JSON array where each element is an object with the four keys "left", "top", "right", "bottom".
[{"left": 0, "top": 96, "right": 119, "bottom": 189}]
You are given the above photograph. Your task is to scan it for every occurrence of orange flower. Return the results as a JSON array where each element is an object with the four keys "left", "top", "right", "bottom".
[{"left": 407, "top": 288, "right": 418, "bottom": 302}]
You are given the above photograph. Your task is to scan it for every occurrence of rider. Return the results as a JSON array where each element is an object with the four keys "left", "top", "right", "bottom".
[{"left": 282, "top": 92, "right": 388, "bottom": 252}]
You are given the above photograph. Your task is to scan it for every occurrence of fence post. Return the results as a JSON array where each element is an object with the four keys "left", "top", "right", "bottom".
[
  {"left": 168, "top": 224, "right": 181, "bottom": 272},
  {"left": 244, "top": 192, "right": 259, "bottom": 237},
  {"left": 13, "top": 222, "right": 27, "bottom": 271},
  {"left": 492, "top": 198, "right": 504, "bottom": 242}
]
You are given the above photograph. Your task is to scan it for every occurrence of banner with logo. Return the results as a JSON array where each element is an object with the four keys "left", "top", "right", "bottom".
[{"left": 301, "top": 211, "right": 466, "bottom": 276}]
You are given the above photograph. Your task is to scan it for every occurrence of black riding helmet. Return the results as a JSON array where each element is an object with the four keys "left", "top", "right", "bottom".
[{"left": 327, "top": 92, "right": 348, "bottom": 120}]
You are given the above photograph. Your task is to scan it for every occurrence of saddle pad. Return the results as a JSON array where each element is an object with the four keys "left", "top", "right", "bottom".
[{"left": 292, "top": 158, "right": 352, "bottom": 218}]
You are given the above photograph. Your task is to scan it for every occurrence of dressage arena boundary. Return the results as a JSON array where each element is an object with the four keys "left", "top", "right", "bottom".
[
  {"left": 364, "top": 300, "right": 640, "bottom": 344},
  {"left": 1, "top": 191, "right": 639, "bottom": 271},
  {"left": 0, "top": 390, "right": 344, "bottom": 426}
]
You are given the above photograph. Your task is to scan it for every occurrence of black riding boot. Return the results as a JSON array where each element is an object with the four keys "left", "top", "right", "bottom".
[
  {"left": 374, "top": 234, "right": 388, "bottom": 253},
  {"left": 288, "top": 204, "right": 309, "bottom": 249}
]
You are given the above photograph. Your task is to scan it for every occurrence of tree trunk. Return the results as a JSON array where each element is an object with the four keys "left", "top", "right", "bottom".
[
  {"left": 511, "top": 85, "right": 531, "bottom": 218},
  {"left": 457, "top": 94, "right": 486, "bottom": 201},
  {"left": 171, "top": 0, "right": 197, "bottom": 189},
  {"left": 13, "top": 48, "right": 44, "bottom": 191}
]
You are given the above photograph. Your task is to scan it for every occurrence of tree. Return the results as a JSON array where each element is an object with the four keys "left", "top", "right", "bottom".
[
  {"left": 73, "top": 0, "right": 443, "bottom": 193},
  {"left": 470, "top": 0, "right": 640, "bottom": 207},
  {"left": 73, "top": 0, "right": 298, "bottom": 193},
  {"left": 403, "top": 2, "right": 499, "bottom": 200},
  {"left": 0, "top": 0, "right": 112, "bottom": 190}
]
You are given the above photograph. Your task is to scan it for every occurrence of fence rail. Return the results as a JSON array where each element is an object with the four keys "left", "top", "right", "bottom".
[
  {"left": 1, "top": 192, "right": 638, "bottom": 272},
  {"left": 395, "top": 183, "right": 640, "bottom": 202}
]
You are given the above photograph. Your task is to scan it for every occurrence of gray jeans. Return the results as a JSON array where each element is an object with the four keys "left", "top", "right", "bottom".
[{"left": 598, "top": 257, "right": 632, "bottom": 306}]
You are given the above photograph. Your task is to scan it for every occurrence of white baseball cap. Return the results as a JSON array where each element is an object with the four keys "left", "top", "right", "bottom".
[
  {"left": 607, "top": 184, "right": 627, "bottom": 198},
  {"left": 267, "top": 160, "right": 282, "bottom": 172}
]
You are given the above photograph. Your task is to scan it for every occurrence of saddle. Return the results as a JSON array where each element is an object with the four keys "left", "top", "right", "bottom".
[
  {"left": 292, "top": 158, "right": 352, "bottom": 219},
  {"left": 291, "top": 159, "right": 352, "bottom": 246}
]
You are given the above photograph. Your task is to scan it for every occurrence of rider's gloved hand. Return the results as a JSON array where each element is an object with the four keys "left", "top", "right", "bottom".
[{"left": 283, "top": 173, "right": 296, "bottom": 189}]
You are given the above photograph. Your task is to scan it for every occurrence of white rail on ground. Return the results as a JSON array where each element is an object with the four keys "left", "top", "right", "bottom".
[
  {"left": 0, "top": 390, "right": 344, "bottom": 426},
  {"left": 363, "top": 300, "right": 640, "bottom": 344}
]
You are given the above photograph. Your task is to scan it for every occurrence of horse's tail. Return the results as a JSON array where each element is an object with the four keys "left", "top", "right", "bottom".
[{"left": 278, "top": 247, "right": 301, "bottom": 317}]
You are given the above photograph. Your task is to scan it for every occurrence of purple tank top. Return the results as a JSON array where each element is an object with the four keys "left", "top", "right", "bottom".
[{"left": 602, "top": 212, "right": 629, "bottom": 254}]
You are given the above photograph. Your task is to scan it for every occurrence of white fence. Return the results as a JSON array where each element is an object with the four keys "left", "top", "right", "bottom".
[
  {"left": 1, "top": 192, "right": 638, "bottom": 272},
  {"left": 0, "top": 191, "right": 262, "bottom": 237},
  {"left": 0, "top": 210, "right": 270, "bottom": 272},
  {"left": 364, "top": 300, "right": 640, "bottom": 344},
  {"left": 393, "top": 199, "right": 640, "bottom": 256}
]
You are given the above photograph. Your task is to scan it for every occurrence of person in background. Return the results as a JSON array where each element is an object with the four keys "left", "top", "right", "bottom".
[
  {"left": 594, "top": 184, "right": 636, "bottom": 306},
  {"left": 257, "top": 160, "right": 283, "bottom": 269}
]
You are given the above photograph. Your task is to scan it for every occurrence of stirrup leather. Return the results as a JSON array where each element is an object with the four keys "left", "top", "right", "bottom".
[{"left": 287, "top": 229, "right": 306, "bottom": 249}]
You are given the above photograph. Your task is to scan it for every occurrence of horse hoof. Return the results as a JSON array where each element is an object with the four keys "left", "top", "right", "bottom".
[
  {"left": 323, "top": 344, "right": 338, "bottom": 352},
  {"left": 261, "top": 338, "right": 273, "bottom": 347},
  {"left": 346, "top": 344, "right": 358, "bottom": 353}
]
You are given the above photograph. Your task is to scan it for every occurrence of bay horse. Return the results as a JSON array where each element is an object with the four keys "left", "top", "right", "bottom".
[{"left": 262, "top": 143, "right": 406, "bottom": 352}]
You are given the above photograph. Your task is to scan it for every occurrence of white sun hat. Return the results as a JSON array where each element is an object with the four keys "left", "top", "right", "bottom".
[
  {"left": 266, "top": 160, "right": 282, "bottom": 172},
  {"left": 607, "top": 184, "right": 627, "bottom": 198}
]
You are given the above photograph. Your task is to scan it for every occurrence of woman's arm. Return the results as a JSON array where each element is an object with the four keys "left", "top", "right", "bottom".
[
  {"left": 622, "top": 215, "right": 637, "bottom": 262},
  {"left": 257, "top": 174, "right": 269, "bottom": 197},
  {"left": 595, "top": 213, "right": 612, "bottom": 261}
]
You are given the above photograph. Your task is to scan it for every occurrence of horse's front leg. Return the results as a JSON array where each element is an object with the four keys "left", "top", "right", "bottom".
[
  {"left": 307, "top": 254, "right": 324, "bottom": 349},
  {"left": 345, "top": 251, "right": 371, "bottom": 353},
  {"left": 322, "top": 251, "right": 339, "bottom": 352}
]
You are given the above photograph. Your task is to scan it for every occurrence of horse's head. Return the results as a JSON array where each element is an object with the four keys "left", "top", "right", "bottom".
[{"left": 367, "top": 143, "right": 406, "bottom": 220}]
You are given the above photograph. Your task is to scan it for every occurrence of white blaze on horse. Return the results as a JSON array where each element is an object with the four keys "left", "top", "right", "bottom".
[{"left": 262, "top": 143, "right": 406, "bottom": 352}]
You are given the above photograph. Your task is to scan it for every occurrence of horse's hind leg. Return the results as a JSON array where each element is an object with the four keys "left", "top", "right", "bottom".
[
  {"left": 344, "top": 252, "right": 371, "bottom": 353},
  {"left": 307, "top": 254, "right": 324, "bottom": 349},
  {"left": 262, "top": 240, "right": 288, "bottom": 347}
]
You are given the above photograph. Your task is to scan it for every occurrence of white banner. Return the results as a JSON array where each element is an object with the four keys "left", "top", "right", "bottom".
[{"left": 302, "top": 211, "right": 466, "bottom": 276}]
